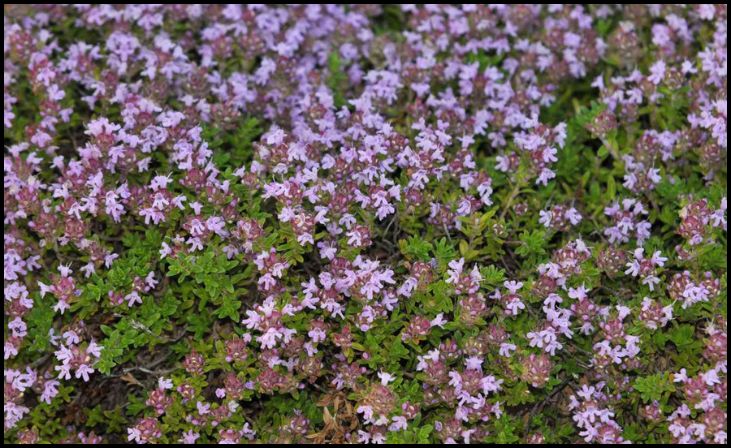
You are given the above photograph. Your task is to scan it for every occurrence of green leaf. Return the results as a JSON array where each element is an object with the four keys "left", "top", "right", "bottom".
[
  {"left": 668, "top": 324, "right": 695, "bottom": 348},
  {"left": 633, "top": 372, "right": 676, "bottom": 403},
  {"left": 216, "top": 294, "right": 241, "bottom": 322},
  {"left": 399, "top": 235, "right": 433, "bottom": 261},
  {"left": 516, "top": 229, "right": 547, "bottom": 258},
  {"left": 480, "top": 265, "right": 506, "bottom": 286}
]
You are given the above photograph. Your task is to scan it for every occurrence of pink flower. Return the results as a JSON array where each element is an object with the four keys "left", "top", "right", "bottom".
[
  {"left": 41, "top": 380, "right": 60, "bottom": 404},
  {"left": 180, "top": 430, "right": 200, "bottom": 444},
  {"left": 128, "top": 428, "right": 142, "bottom": 443},
  {"left": 356, "top": 405, "right": 374, "bottom": 421},
  {"left": 389, "top": 416, "right": 408, "bottom": 431},
  {"left": 503, "top": 280, "right": 523, "bottom": 294},
  {"left": 377, "top": 371, "right": 395, "bottom": 386},
  {"left": 75, "top": 364, "right": 94, "bottom": 382},
  {"left": 125, "top": 291, "right": 142, "bottom": 307}
]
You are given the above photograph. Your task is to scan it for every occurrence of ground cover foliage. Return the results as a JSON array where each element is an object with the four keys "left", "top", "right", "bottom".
[{"left": 3, "top": 4, "right": 728, "bottom": 444}]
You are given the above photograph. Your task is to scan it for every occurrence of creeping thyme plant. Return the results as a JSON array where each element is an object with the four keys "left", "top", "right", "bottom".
[{"left": 3, "top": 4, "right": 728, "bottom": 445}]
